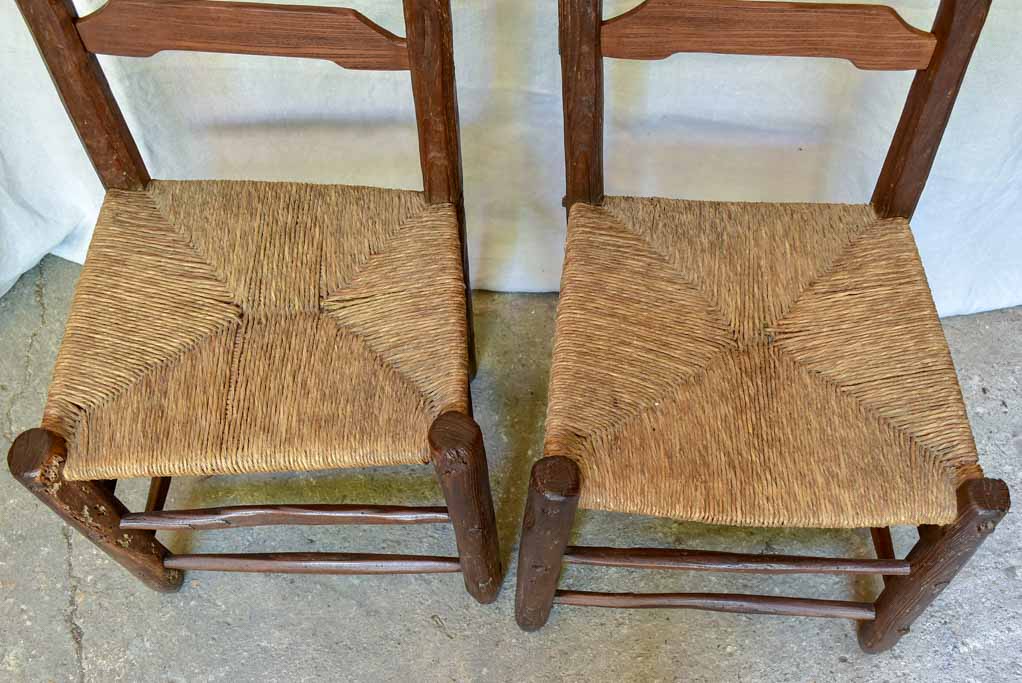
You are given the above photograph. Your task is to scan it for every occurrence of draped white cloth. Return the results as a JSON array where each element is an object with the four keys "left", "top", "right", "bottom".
[{"left": 2, "top": 0, "right": 1020, "bottom": 314}]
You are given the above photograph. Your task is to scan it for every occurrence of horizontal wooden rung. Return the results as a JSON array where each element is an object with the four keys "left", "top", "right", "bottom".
[
  {"left": 165, "top": 552, "right": 462, "bottom": 575},
  {"left": 564, "top": 545, "right": 910, "bottom": 576},
  {"left": 554, "top": 591, "right": 876, "bottom": 620},
  {"left": 122, "top": 504, "right": 450, "bottom": 530}
]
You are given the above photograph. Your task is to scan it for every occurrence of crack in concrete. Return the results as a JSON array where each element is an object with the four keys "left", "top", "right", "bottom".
[
  {"left": 62, "top": 526, "right": 85, "bottom": 683},
  {"left": 3, "top": 264, "right": 47, "bottom": 443}
]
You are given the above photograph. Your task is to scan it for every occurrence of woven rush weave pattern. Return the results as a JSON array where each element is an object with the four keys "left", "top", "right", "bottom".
[
  {"left": 44, "top": 180, "right": 469, "bottom": 480},
  {"left": 545, "top": 196, "right": 981, "bottom": 528}
]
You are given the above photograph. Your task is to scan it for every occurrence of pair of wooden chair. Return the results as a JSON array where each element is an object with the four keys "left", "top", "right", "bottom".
[{"left": 9, "top": 0, "right": 1009, "bottom": 654}]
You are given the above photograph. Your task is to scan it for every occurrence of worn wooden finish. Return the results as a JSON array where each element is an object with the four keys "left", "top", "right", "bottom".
[
  {"left": 873, "top": 0, "right": 991, "bottom": 220},
  {"left": 13, "top": 0, "right": 148, "bottom": 190},
  {"left": 870, "top": 527, "right": 896, "bottom": 560},
  {"left": 564, "top": 545, "right": 911, "bottom": 575},
  {"left": 7, "top": 429, "right": 181, "bottom": 592},
  {"left": 145, "top": 477, "right": 172, "bottom": 512},
  {"left": 76, "top": 0, "right": 410, "bottom": 70},
  {"left": 429, "top": 412, "right": 502, "bottom": 604},
  {"left": 601, "top": 0, "right": 935, "bottom": 71},
  {"left": 515, "top": 456, "right": 581, "bottom": 631},
  {"left": 165, "top": 552, "right": 462, "bottom": 574},
  {"left": 554, "top": 591, "right": 877, "bottom": 620},
  {"left": 122, "top": 504, "right": 451, "bottom": 530},
  {"left": 560, "top": 0, "right": 604, "bottom": 208},
  {"left": 402, "top": 0, "right": 474, "bottom": 371},
  {"left": 859, "top": 478, "right": 1010, "bottom": 653},
  {"left": 404, "top": 0, "right": 463, "bottom": 204}
]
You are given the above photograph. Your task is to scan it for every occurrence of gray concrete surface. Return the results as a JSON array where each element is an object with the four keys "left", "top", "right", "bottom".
[{"left": 1, "top": 255, "right": 1019, "bottom": 682}]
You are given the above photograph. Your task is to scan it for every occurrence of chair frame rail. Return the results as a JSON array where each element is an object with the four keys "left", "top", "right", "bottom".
[{"left": 530, "top": 0, "right": 1010, "bottom": 652}]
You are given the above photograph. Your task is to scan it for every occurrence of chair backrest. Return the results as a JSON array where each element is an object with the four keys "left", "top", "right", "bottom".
[
  {"left": 16, "top": 0, "right": 462, "bottom": 206},
  {"left": 559, "top": 0, "right": 992, "bottom": 220}
]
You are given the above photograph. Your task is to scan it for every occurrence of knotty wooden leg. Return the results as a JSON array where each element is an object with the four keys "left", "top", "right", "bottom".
[
  {"left": 428, "top": 412, "right": 502, "bottom": 603},
  {"left": 515, "top": 456, "right": 581, "bottom": 631},
  {"left": 859, "top": 478, "right": 1010, "bottom": 653},
  {"left": 7, "top": 429, "right": 183, "bottom": 592}
]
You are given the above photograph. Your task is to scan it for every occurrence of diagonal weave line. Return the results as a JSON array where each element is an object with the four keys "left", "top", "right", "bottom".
[
  {"left": 770, "top": 216, "right": 981, "bottom": 486},
  {"left": 603, "top": 195, "right": 876, "bottom": 346},
  {"left": 51, "top": 181, "right": 469, "bottom": 480},
  {"left": 545, "top": 202, "right": 735, "bottom": 459},
  {"left": 44, "top": 188, "right": 242, "bottom": 459},
  {"left": 547, "top": 196, "right": 979, "bottom": 526}
]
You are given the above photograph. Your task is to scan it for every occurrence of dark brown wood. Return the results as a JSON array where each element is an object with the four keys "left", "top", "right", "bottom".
[
  {"left": 404, "top": 0, "right": 463, "bottom": 205},
  {"left": 564, "top": 545, "right": 911, "bottom": 575},
  {"left": 859, "top": 478, "right": 1010, "bottom": 653},
  {"left": 402, "top": 0, "right": 474, "bottom": 373},
  {"left": 601, "top": 0, "right": 935, "bottom": 70},
  {"left": 76, "top": 0, "right": 410, "bottom": 70},
  {"left": 7, "top": 429, "right": 181, "bottom": 592},
  {"left": 515, "top": 456, "right": 581, "bottom": 631},
  {"left": 872, "top": 0, "right": 992, "bottom": 219},
  {"left": 560, "top": 0, "right": 604, "bottom": 209},
  {"left": 14, "top": 0, "right": 149, "bottom": 190},
  {"left": 870, "top": 527, "right": 896, "bottom": 560},
  {"left": 145, "top": 477, "right": 172, "bottom": 513},
  {"left": 122, "top": 504, "right": 451, "bottom": 530},
  {"left": 428, "top": 412, "right": 502, "bottom": 604},
  {"left": 554, "top": 591, "right": 876, "bottom": 620},
  {"left": 165, "top": 552, "right": 462, "bottom": 574}
]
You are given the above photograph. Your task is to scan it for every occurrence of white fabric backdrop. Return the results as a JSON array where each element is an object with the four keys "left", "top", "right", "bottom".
[{"left": 2, "top": 0, "right": 1020, "bottom": 315}]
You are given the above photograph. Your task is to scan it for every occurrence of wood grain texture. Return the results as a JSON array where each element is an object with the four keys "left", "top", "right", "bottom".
[
  {"left": 402, "top": 0, "right": 474, "bottom": 371},
  {"left": 872, "top": 0, "right": 991, "bottom": 219},
  {"left": 560, "top": 0, "right": 604, "bottom": 208},
  {"left": 871, "top": 527, "right": 896, "bottom": 560},
  {"left": 515, "top": 456, "right": 581, "bottom": 631},
  {"left": 76, "top": 0, "right": 410, "bottom": 70},
  {"left": 429, "top": 412, "right": 503, "bottom": 604},
  {"left": 165, "top": 552, "right": 463, "bottom": 574},
  {"left": 145, "top": 476, "right": 172, "bottom": 512},
  {"left": 7, "top": 429, "right": 181, "bottom": 592},
  {"left": 554, "top": 591, "right": 877, "bottom": 620},
  {"left": 121, "top": 504, "right": 451, "bottom": 530},
  {"left": 404, "top": 0, "right": 463, "bottom": 204},
  {"left": 601, "top": 0, "right": 935, "bottom": 70},
  {"left": 859, "top": 478, "right": 1010, "bottom": 652},
  {"left": 564, "top": 546, "right": 911, "bottom": 575},
  {"left": 14, "top": 0, "right": 148, "bottom": 190}
]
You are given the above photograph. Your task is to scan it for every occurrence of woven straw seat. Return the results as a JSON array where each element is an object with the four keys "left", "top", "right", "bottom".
[
  {"left": 44, "top": 180, "right": 470, "bottom": 481},
  {"left": 545, "top": 196, "right": 982, "bottom": 528}
]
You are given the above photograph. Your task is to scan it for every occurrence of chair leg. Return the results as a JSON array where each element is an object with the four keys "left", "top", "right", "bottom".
[
  {"left": 859, "top": 478, "right": 1010, "bottom": 653},
  {"left": 515, "top": 456, "right": 580, "bottom": 631},
  {"left": 428, "top": 412, "right": 502, "bottom": 603},
  {"left": 7, "top": 429, "right": 183, "bottom": 592}
]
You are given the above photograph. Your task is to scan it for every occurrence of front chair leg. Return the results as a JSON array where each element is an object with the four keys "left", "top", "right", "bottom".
[
  {"left": 515, "top": 456, "right": 580, "bottom": 631},
  {"left": 428, "top": 412, "right": 502, "bottom": 603},
  {"left": 859, "top": 478, "right": 1010, "bottom": 653},
  {"left": 8, "top": 429, "right": 183, "bottom": 592}
]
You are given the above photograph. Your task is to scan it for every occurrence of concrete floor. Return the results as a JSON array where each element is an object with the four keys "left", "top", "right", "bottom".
[{"left": 0, "top": 255, "right": 1019, "bottom": 682}]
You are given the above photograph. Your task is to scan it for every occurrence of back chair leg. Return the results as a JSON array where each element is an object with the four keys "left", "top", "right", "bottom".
[
  {"left": 859, "top": 478, "right": 1010, "bottom": 652},
  {"left": 515, "top": 456, "right": 581, "bottom": 631},
  {"left": 7, "top": 429, "right": 183, "bottom": 592},
  {"left": 428, "top": 412, "right": 502, "bottom": 603}
]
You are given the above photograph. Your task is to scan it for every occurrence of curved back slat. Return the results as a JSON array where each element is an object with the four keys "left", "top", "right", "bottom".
[
  {"left": 76, "top": 0, "right": 411, "bottom": 71},
  {"left": 601, "top": 0, "right": 936, "bottom": 71}
]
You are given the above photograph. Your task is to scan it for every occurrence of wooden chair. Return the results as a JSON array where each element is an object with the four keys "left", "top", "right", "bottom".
[
  {"left": 516, "top": 0, "right": 1009, "bottom": 651},
  {"left": 7, "top": 0, "right": 502, "bottom": 605}
]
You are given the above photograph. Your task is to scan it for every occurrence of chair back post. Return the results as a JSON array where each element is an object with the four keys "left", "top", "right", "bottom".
[
  {"left": 403, "top": 0, "right": 463, "bottom": 207},
  {"left": 560, "top": 0, "right": 604, "bottom": 210},
  {"left": 872, "top": 0, "right": 992, "bottom": 220},
  {"left": 15, "top": 0, "right": 149, "bottom": 190}
]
